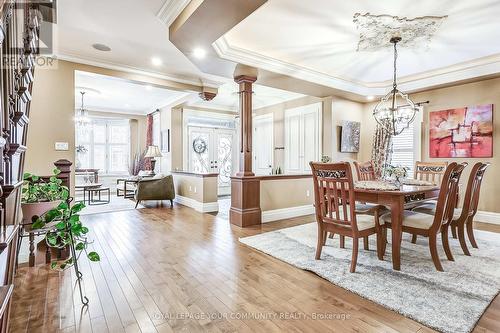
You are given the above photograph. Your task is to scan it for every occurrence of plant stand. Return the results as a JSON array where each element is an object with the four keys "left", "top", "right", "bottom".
[{"left": 68, "top": 225, "right": 89, "bottom": 306}]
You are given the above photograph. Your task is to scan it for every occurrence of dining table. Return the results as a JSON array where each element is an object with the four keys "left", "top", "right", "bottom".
[{"left": 354, "top": 183, "right": 440, "bottom": 270}]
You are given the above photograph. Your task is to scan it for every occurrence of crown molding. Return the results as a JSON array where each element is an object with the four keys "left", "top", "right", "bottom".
[
  {"left": 56, "top": 52, "right": 224, "bottom": 89},
  {"left": 212, "top": 37, "right": 380, "bottom": 96},
  {"left": 213, "top": 36, "right": 500, "bottom": 96},
  {"left": 157, "top": 0, "right": 192, "bottom": 29}
]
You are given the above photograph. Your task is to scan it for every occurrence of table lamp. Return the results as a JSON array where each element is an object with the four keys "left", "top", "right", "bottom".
[{"left": 144, "top": 145, "right": 162, "bottom": 174}]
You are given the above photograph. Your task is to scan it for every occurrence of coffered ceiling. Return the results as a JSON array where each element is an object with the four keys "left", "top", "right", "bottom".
[{"left": 215, "top": 0, "right": 500, "bottom": 96}]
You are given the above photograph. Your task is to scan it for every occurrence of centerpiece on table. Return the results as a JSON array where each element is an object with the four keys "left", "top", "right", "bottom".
[{"left": 384, "top": 164, "right": 409, "bottom": 186}]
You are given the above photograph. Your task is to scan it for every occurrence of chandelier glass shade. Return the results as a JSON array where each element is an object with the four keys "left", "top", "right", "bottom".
[
  {"left": 373, "top": 37, "right": 418, "bottom": 136},
  {"left": 75, "top": 91, "right": 92, "bottom": 130}
]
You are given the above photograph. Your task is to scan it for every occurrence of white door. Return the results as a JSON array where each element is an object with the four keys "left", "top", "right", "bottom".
[
  {"left": 253, "top": 114, "right": 274, "bottom": 175},
  {"left": 188, "top": 126, "right": 235, "bottom": 195},
  {"left": 214, "top": 129, "right": 235, "bottom": 195},
  {"left": 284, "top": 103, "right": 321, "bottom": 174}
]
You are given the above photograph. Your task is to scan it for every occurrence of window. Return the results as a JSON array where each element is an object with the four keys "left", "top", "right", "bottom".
[
  {"left": 391, "top": 108, "right": 423, "bottom": 176},
  {"left": 76, "top": 118, "right": 130, "bottom": 174}
]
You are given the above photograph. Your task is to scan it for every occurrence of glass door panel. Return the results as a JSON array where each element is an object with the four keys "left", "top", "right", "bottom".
[
  {"left": 188, "top": 127, "right": 211, "bottom": 174},
  {"left": 215, "top": 130, "right": 233, "bottom": 189}
]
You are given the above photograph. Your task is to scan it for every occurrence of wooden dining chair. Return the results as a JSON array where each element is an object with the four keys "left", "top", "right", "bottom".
[
  {"left": 450, "top": 162, "right": 490, "bottom": 256},
  {"left": 380, "top": 162, "right": 466, "bottom": 271},
  {"left": 414, "top": 161, "right": 448, "bottom": 185},
  {"left": 353, "top": 161, "right": 376, "bottom": 181},
  {"left": 310, "top": 162, "right": 386, "bottom": 273}
]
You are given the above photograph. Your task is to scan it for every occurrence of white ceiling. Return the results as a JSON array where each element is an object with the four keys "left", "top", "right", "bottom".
[
  {"left": 190, "top": 81, "right": 305, "bottom": 112},
  {"left": 57, "top": 0, "right": 214, "bottom": 85},
  {"left": 75, "top": 71, "right": 190, "bottom": 114},
  {"left": 218, "top": 0, "right": 500, "bottom": 95}
]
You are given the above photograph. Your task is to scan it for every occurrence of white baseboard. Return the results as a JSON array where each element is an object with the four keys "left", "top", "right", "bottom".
[
  {"left": 262, "top": 204, "right": 315, "bottom": 223},
  {"left": 174, "top": 195, "right": 219, "bottom": 213},
  {"left": 475, "top": 211, "right": 500, "bottom": 225}
]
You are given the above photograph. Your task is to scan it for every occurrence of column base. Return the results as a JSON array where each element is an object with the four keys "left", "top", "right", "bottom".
[{"left": 229, "top": 177, "right": 261, "bottom": 227}]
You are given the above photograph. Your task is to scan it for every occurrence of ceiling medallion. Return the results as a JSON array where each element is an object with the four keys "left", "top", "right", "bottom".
[{"left": 353, "top": 12, "right": 447, "bottom": 51}]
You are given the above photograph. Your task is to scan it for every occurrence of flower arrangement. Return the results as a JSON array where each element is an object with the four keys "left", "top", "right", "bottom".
[
  {"left": 321, "top": 155, "right": 331, "bottom": 163},
  {"left": 384, "top": 164, "right": 409, "bottom": 184}
]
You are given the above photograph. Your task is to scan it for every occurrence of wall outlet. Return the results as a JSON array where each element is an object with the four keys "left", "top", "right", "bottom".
[
  {"left": 306, "top": 190, "right": 310, "bottom": 197},
  {"left": 54, "top": 142, "right": 69, "bottom": 151}
]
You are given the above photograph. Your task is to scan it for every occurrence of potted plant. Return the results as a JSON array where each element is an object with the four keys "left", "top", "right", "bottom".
[
  {"left": 21, "top": 168, "right": 70, "bottom": 222},
  {"left": 32, "top": 200, "right": 100, "bottom": 305}
]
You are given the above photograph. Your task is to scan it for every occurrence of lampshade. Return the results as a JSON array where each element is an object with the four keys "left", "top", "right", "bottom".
[{"left": 145, "top": 145, "right": 162, "bottom": 158}]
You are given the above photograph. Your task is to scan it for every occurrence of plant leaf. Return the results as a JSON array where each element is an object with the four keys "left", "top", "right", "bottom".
[
  {"left": 87, "top": 252, "right": 100, "bottom": 262},
  {"left": 55, "top": 222, "right": 66, "bottom": 230},
  {"left": 71, "top": 202, "right": 86, "bottom": 213},
  {"left": 75, "top": 242, "right": 85, "bottom": 251}
]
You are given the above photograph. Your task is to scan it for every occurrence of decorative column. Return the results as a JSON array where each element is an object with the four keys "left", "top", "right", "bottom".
[{"left": 229, "top": 75, "right": 261, "bottom": 227}]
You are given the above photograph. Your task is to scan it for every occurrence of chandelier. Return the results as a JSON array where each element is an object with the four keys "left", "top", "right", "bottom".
[
  {"left": 373, "top": 37, "right": 418, "bottom": 136},
  {"left": 75, "top": 91, "right": 92, "bottom": 130}
]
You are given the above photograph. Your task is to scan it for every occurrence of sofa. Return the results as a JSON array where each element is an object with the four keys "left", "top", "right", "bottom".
[{"left": 134, "top": 174, "right": 175, "bottom": 208}]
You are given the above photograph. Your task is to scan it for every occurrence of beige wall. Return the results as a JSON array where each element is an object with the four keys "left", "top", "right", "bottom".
[
  {"left": 26, "top": 59, "right": 186, "bottom": 190},
  {"left": 330, "top": 98, "right": 364, "bottom": 162},
  {"left": 173, "top": 174, "right": 218, "bottom": 203},
  {"left": 254, "top": 95, "right": 364, "bottom": 168},
  {"left": 359, "top": 77, "right": 500, "bottom": 213},
  {"left": 254, "top": 96, "right": 325, "bottom": 168},
  {"left": 260, "top": 177, "right": 313, "bottom": 211}
]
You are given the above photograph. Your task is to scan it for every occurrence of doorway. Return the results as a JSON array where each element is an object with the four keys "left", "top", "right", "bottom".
[{"left": 187, "top": 126, "right": 236, "bottom": 195}]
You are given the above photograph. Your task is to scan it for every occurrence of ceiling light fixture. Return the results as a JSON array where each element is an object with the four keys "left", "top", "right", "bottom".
[
  {"left": 74, "top": 91, "right": 92, "bottom": 130},
  {"left": 92, "top": 43, "right": 111, "bottom": 52},
  {"left": 145, "top": 85, "right": 153, "bottom": 90},
  {"left": 373, "top": 37, "right": 418, "bottom": 136},
  {"left": 151, "top": 57, "right": 162, "bottom": 66},
  {"left": 193, "top": 47, "right": 206, "bottom": 59},
  {"left": 366, "top": 95, "right": 375, "bottom": 101}
]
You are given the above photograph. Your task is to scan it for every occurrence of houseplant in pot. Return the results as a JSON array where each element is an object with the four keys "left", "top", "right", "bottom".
[
  {"left": 21, "top": 168, "right": 70, "bottom": 222},
  {"left": 32, "top": 200, "right": 100, "bottom": 305}
]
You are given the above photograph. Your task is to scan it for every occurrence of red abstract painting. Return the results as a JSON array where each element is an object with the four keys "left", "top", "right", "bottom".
[{"left": 429, "top": 104, "right": 493, "bottom": 158}]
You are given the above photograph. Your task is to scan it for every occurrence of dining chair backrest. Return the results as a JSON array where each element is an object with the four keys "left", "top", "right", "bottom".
[
  {"left": 415, "top": 161, "right": 448, "bottom": 185},
  {"left": 353, "top": 161, "right": 376, "bottom": 181},
  {"left": 431, "top": 162, "right": 466, "bottom": 231},
  {"left": 310, "top": 162, "right": 360, "bottom": 232},
  {"left": 458, "top": 162, "right": 490, "bottom": 220}
]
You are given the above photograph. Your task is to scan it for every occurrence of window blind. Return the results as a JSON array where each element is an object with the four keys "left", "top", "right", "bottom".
[{"left": 391, "top": 123, "right": 415, "bottom": 176}]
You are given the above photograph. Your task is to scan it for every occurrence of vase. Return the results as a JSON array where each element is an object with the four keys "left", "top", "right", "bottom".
[{"left": 21, "top": 200, "right": 62, "bottom": 223}]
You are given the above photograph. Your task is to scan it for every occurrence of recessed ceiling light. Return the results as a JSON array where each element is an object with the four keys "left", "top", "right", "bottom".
[
  {"left": 367, "top": 95, "right": 375, "bottom": 101},
  {"left": 151, "top": 57, "right": 162, "bottom": 66},
  {"left": 192, "top": 47, "right": 206, "bottom": 59},
  {"left": 124, "top": 103, "right": 131, "bottom": 108},
  {"left": 145, "top": 85, "right": 153, "bottom": 90},
  {"left": 92, "top": 43, "right": 111, "bottom": 52}
]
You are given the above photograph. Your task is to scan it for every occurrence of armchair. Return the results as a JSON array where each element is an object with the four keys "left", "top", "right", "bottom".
[{"left": 134, "top": 175, "right": 175, "bottom": 208}]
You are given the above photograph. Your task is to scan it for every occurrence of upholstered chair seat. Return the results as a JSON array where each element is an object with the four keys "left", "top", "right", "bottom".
[
  {"left": 381, "top": 211, "right": 435, "bottom": 230},
  {"left": 413, "top": 203, "right": 461, "bottom": 219},
  {"left": 331, "top": 205, "right": 385, "bottom": 230}
]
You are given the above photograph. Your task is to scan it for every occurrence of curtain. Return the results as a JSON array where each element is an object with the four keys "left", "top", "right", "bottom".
[
  {"left": 144, "top": 113, "right": 153, "bottom": 170},
  {"left": 371, "top": 122, "right": 393, "bottom": 178}
]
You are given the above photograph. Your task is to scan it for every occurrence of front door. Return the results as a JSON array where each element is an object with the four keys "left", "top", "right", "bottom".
[{"left": 188, "top": 126, "right": 235, "bottom": 195}]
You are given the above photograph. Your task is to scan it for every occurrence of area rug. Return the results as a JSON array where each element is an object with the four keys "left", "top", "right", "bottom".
[
  {"left": 77, "top": 195, "right": 145, "bottom": 216},
  {"left": 240, "top": 223, "right": 500, "bottom": 333}
]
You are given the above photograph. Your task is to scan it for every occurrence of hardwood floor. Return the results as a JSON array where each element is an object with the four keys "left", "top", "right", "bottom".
[{"left": 10, "top": 204, "right": 500, "bottom": 333}]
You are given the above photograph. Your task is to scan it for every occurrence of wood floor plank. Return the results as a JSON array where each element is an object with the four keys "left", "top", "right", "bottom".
[{"left": 10, "top": 204, "right": 500, "bottom": 333}]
